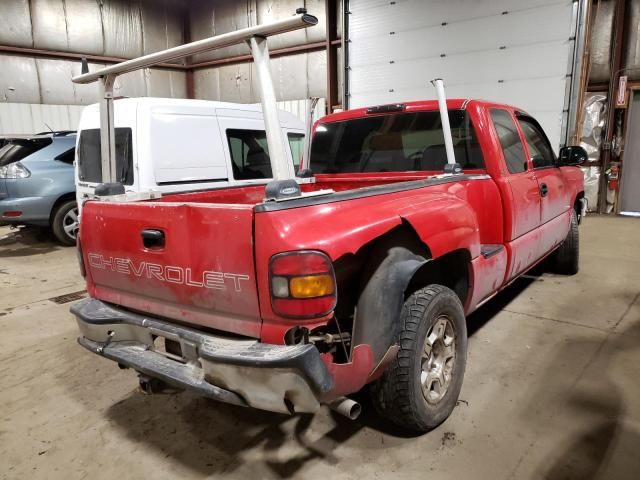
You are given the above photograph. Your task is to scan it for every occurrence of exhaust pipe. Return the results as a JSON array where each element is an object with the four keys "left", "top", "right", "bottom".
[{"left": 328, "top": 397, "right": 361, "bottom": 420}]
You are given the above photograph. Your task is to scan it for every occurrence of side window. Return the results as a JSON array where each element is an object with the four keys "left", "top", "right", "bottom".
[
  {"left": 226, "top": 129, "right": 272, "bottom": 180},
  {"left": 55, "top": 147, "right": 75, "bottom": 165},
  {"left": 490, "top": 109, "right": 528, "bottom": 174},
  {"left": 287, "top": 133, "right": 305, "bottom": 171},
  {"left": 517, "top": 116, "right": 555, "bottom": 169}
]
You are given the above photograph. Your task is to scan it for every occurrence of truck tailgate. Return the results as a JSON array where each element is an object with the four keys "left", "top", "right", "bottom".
[{"left": 80, "top": 201, "right": 261, "bottom": 337}]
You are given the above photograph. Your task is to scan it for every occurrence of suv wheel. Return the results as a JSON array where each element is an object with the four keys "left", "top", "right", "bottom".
[
  {"left": 369, "top": 284, "right": 467, "bottom": 433},
  {"left": 52, "top": 200, "right": 78, "bottom": 246}
]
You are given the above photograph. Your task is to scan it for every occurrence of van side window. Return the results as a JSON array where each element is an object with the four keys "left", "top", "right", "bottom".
[
  {"left": 516, "top": 116, "right": 555, "bottom": 169},
  {"left": 288, "top": 133, "right": 305, "bottom": 171},
  {"left": 226, "top": 129, "right": 272, "bottom": 180},
  {"left": 490, "top": 109, "right": 528, "bottom": 174}
]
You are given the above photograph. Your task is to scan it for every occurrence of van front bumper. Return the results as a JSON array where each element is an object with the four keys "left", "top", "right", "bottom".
[{"left": 71, "top": 298, "right": 333, "bottom": 414}]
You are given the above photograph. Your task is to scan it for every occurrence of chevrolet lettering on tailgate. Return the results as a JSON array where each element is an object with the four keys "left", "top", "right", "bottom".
[{"left": 87, "top": 253, "right": 250, "bottom": 292}]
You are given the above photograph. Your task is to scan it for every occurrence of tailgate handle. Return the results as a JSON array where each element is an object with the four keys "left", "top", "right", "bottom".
[{"left": 141, "top": 229, "right": 165, "bottom": 249}]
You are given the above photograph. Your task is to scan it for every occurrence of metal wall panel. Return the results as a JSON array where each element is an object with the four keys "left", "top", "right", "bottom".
[
  {"left": 589, "top": 0, "right": 615, "bottom": 84},
  {"left": 0, "top": 103, "right": 84, "bottom": 135},
  {"left": 307, "top": 49, "right": 327, "bottom": 99},
  {"left": 218, "top": 63, "right": 254, "bottom": 103},
  {"left": 0, "top": 55, "right": 40, "bottom": 103},
  {"left": 31, "top": 0, "right": 69, "bottom": 51},
  {"left": 193, "top": 50, "right": 327, "bottom": 103},
  {"left": 141, "top": 0, "right": 185, "bottom": 61},
  {"left": 0, "top": 0, "right": 33, "bottom": 47},
  {"left": 347, "top": 0, "right": 578, "bottom": 150},
  {"left": 64, "top": 0, "right": 104, "bottom": 55},
  {"left": 36, "top": 58, "right": 76, "bottom": 104},
  {"left": 188, "top": 0, "right": 327, "bottom": 63},
  {"left": 189, "top": 0, "right": 252, "bottom": 63},
  {"left": 102, "top": 0, "right": 144, "bottom": 58},
  {"left": 0, "top": 54, "right": 186, "bottom": 106}
]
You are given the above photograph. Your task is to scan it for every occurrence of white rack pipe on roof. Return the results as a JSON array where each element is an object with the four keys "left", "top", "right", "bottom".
[{"left": 431, "top": 78, "right": 456, "bottom": 166}]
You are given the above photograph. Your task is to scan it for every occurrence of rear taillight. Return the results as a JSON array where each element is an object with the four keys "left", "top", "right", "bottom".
[
  {"left": 269, "top": 251, "right": 336, "bottom": 319},
  {"left": 76, "top": 236, "right": 86, "bottom": 277}
]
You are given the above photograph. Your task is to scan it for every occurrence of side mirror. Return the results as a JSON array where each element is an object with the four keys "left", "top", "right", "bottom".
[{"left": 558, "top": 146, "right": 588, "bottom": 166}]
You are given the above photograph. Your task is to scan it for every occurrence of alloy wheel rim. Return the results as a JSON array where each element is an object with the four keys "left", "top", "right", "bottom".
[
  {"left": 63, "top": 207, "right": 79, "bottom": 240},
  {"left": 421, "top": 315, "right": 456, "bottom": 405}
]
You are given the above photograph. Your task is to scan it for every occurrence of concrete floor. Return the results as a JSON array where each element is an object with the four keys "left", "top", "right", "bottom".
[{"left": 1, "top": 216, "right": 639, "bottom": 480}]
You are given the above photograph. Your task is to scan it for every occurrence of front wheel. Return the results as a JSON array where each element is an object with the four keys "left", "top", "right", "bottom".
[
  {"left": 51, "top": 200, "right": 78, "bottom": 246},
  {"left": 369, "top": 284, "right": 467, "bottom": 433}
]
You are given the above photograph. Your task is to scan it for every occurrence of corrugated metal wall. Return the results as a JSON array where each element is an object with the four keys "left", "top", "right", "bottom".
[
  {"left": 0, "top": 0, "right": 188, "bottom": 105},
  {"left": 189, "top": 0, "right": 329, "bottom": 102},
  {"left": 0, "top": 0, "right": 330, "bottom": 134}
]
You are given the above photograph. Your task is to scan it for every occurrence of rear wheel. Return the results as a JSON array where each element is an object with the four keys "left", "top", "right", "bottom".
[
  {"left": 553, "top": 209, "right": 579, "bottom": 275},
  {"left": 51, "top": 200, "right": 78, "bottom": 246},
  {"left": 369, "top": 284, "right": 467, "bottom": 433}
]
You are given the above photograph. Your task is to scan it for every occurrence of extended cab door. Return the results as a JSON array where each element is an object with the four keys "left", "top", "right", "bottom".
[
  {"left": 488, "top": 108, "right": 542, "bottom": 280},
  {"left": 516, "top": 114, "right": 571, "bottom": 224}
]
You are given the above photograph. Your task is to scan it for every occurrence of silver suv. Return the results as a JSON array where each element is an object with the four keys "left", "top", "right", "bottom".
[{"left": 0, "top": 131, "right": 77, "bottom": 245}]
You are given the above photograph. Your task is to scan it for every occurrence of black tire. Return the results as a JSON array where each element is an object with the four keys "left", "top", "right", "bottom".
[
  {"left": 51, "top": 200, "right": 78, "bottom": 246},
  {"left": 369, "top": 284, "right": 467, "bottom": 433},
  {"left": 553, "top": 208, "right": 579, "bottom": 275}
]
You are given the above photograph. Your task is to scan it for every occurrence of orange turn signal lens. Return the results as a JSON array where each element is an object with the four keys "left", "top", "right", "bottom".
[{"left": 289, "top": 274, "right": 335, "bottom": 299}]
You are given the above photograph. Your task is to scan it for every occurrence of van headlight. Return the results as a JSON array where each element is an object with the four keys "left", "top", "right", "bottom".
[{"left": 0, "top": 162, "right": 31, "bottom": 179}]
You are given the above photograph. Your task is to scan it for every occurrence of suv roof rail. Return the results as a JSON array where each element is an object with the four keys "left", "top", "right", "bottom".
[{"left": 34, "top": 130, "right": 76, "bottom": 137}]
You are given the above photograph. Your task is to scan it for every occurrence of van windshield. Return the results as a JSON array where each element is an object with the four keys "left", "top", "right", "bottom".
[
  {"left": 309, "top": 110, "right": 484, "bottom": 174},
  {"left": 77, "top": 128, "right": 134, "bottom": 185}
]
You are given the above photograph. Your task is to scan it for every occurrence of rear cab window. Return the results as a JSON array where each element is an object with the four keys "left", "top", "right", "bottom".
[
  {"left": 77, "top": 128, "right": 134, "bottom": 185},
  {"left": 489, "top": 109, "right": 528, "bottom": 174},
  {"left": 309, "top": 110, "right": 485, "bottom": 174}
]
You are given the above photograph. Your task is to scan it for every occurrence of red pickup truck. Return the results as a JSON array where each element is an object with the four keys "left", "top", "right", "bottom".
[{"left": 72, "top": 99, "right": 586, "bottom": 432}]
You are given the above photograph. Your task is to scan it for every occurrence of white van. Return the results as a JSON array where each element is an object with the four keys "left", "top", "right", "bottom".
[{"left": 75, "top": 98, "right": 305, "bottom": 202}]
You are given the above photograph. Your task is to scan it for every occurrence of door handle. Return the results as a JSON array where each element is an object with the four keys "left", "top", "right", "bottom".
[
  {"left": 141, "top": 229, "right": 165, "bottom": 249},
  {"left": 539, "top": 183, "right": 548, "bottom": 197}
]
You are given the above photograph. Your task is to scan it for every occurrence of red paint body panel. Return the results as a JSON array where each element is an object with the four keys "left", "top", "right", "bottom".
[
  {"left": 80, "top": 201, "right": 261, "bottom": 337},
  {"left": 79, "top": 99, "right": 585, "bottom": 398}
]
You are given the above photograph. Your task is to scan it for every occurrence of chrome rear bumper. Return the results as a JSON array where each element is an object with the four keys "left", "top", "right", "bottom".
[{"left": 71, "top": 298, "right": 333, "bottom": 414}]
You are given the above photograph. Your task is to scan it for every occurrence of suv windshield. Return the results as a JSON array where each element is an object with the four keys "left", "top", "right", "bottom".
[
  {"left": 310, "top": 109, "right": 484, "bottom": 174},
  {"left": 77, "top": 128, "right": 134, "bottom": 185}
]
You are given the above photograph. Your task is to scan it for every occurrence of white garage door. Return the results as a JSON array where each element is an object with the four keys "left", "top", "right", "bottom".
[{"left": 346, "top": 0, "right": 582, "bottom": 151}]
